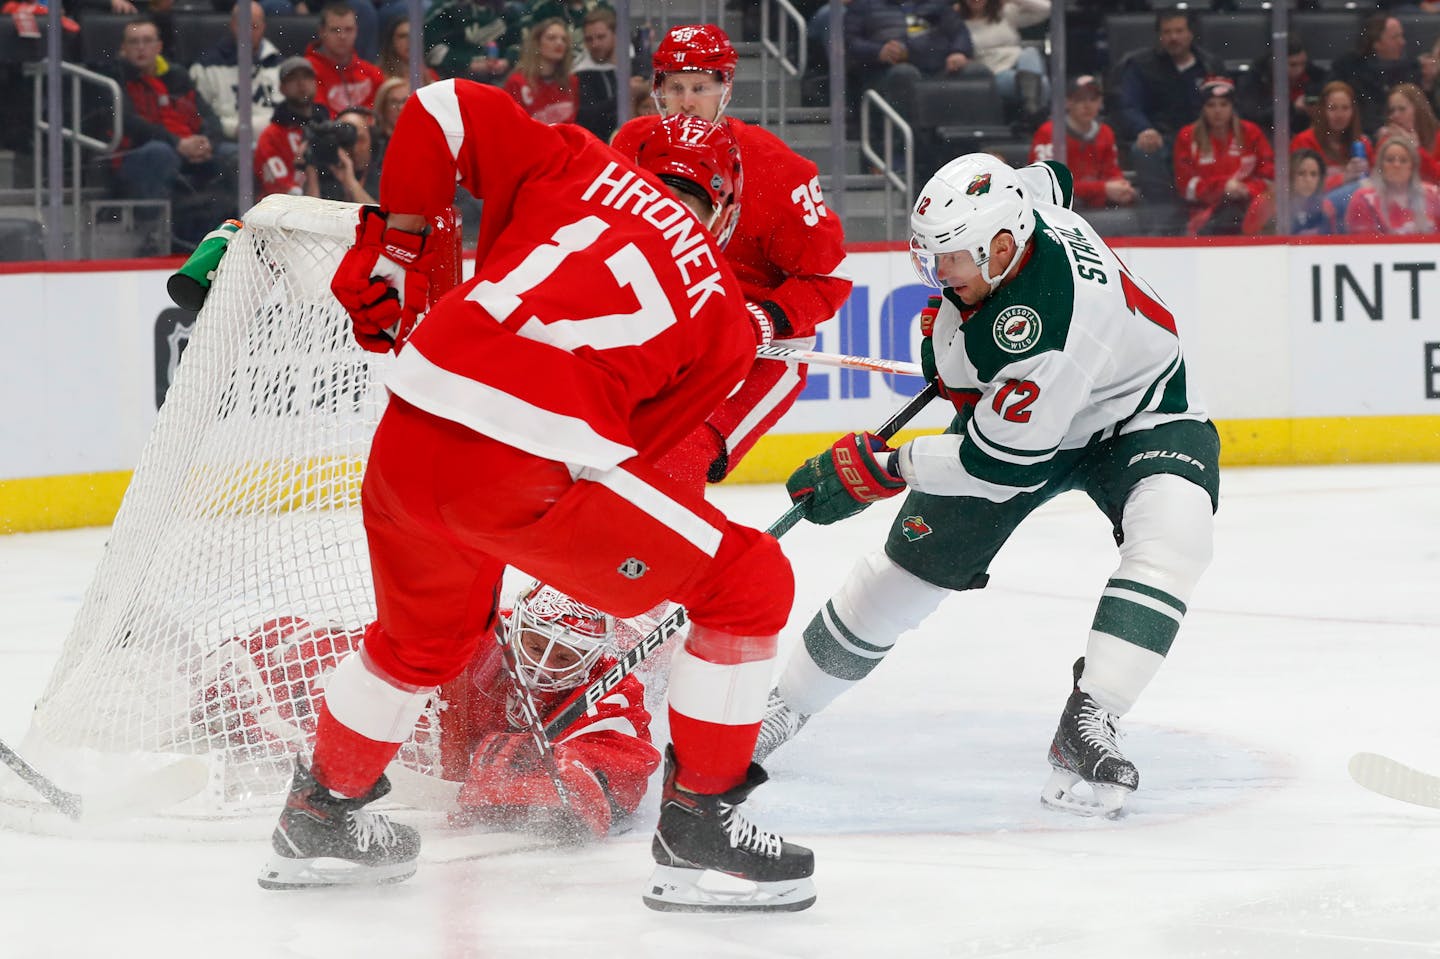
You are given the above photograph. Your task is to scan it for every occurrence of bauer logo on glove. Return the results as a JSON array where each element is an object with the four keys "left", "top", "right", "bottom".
[{"left": 786, "top": 431, "right": 907, "bottom": 526}]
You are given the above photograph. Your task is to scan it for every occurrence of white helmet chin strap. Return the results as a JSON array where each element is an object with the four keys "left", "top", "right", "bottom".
[{"left": 977, "top": 233, "right": 1025, "bottom": 291}]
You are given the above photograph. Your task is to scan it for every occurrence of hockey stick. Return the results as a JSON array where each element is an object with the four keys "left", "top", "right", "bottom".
[
  {"left": 0, "top": 736, "right": 208, "bottom": 822},
  {"left": 0, "top": 737, "right": 81, "bottom": 819},
  {"left": 766, "top": 379, "right": 943, "bottom": 539},
  {"left": 1348, "top": 752, "right": 1440, "bottom": 810},
  {"left": 756, "top": 344, "right": 923, "bottom": 378},
  {"left": 495, "top": 624, "right": 572, "bottom": 806}
]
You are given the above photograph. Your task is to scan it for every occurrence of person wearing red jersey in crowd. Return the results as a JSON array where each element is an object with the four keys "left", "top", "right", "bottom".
[
  {"left": 1173, "top": 76, "right": 1274, "bottom": 236},
  {"left": 1290, "top": 81, "right": 1371, "bottom": 194},
  {"left": 611, "top": 24, "right": 852, "bottom": 491},
  {"left": 307, "top": 2, "right": 387, "bottom": 114},
  {"left": 1029, "top": 75, "right": 1136, "bottom": 209},
  {"left": 1374, "top": 83, "right": 1440, "bottom": 185},
  {"left": 257, "top": 79, "right": 816, "bottom": 913},
  {"left": 255, "top": 57, "right": 330, "bottom": 197},
  {"left": 1345, "top": 135, "right": 1440, "bottom": 235},
  {"left": 504, "top": 16, "right": 579, "bottom": 124}
]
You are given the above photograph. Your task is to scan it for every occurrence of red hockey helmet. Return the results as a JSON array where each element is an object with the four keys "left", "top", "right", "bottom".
[
  {"left": 632, "top": 113, "right": 743, "bottom": 248},
  {"left": 651, "top": 23, "right": 737, "bottom": 122},
  {"left": 510, "top": 581, "right": 614, "bottom": 692}
]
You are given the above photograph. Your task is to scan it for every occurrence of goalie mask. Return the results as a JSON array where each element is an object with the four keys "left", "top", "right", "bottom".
[
  {"left": 509, "top": 582, "right": 614, "bottom": 692},
  {"left": 632, "top": 113, "right": 743, "bottom": 249},
  {"left": 651, "top": 23, "right": 737, "bottom": 123},
  {"left": 909, "top": 153, "right": 1035, "bottom": 292}
]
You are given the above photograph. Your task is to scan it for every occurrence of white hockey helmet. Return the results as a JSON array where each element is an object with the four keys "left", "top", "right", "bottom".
[
  {"left": 909, "top": 153, "right": 1035, "bottom": 291},
  {"left": 508, "top": 581, "right": 615, "bottom": 692}
]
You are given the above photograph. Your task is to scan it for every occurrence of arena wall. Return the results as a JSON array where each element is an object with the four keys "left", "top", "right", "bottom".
[{"left": 3, "top": 235, "right": 1439, "bottom": 532}]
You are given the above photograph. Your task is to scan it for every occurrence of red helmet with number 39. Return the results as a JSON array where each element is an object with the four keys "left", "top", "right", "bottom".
[
  {"left": 632, "top": 113, "right": 743, "bottom": 249},
  {"left": 651, "top": 23, "right": 738, "bottom": 122}
]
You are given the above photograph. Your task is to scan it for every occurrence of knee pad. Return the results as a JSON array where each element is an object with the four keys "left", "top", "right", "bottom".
[
  {"left": 683, "top": 524, "right": 794, "bottom": 639},
  {"left": 1115, "top": 474, "right": 1214, "bottom": 604}
]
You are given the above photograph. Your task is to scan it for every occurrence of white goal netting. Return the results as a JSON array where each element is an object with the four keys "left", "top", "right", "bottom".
[{"left": 9, "top": 196, "right": 458, "bottom": 829}]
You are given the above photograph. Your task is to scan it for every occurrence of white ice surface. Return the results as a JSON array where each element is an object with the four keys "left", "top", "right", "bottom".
[{"left": 2, "top": 465, "right": 1439, "bottom": 958}]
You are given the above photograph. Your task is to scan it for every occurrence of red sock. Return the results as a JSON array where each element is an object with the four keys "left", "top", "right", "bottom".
[
  {"left": 310, "top": 702, "right": 403, "bottom": 798},
  {"left": 667, "top": 708, "right": 761, "bottom": 794}
]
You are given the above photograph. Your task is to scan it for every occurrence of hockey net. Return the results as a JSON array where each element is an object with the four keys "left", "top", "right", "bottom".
[{"left": 7, "top": 195, "right": 462, "bottom": 831}]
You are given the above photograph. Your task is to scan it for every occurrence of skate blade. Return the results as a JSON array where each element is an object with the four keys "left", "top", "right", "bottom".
[
  {"left": 642, "top": 864, "right": 817, "bottom": 913},
  {"left": 1040, "top": 768, "right": 1131, "bottom": 819},
  {"left": 257, "top": 854, "right": 417, "bottom": 890}
]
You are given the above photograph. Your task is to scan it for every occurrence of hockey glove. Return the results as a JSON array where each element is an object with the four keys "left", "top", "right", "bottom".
[
  {"left": 745, "top": 301, "right": 777, "bottom": 347},
  {"left": 331, "top": 206, "right": 431, "bottom": 354},
  {"left": 918, "top": 294, "right": 950, "bottom": 399},
  {"left": 456, "top": 732, "right": 610, "bottom": 841},
  {"left": 786, "top": 431, "right": 906, "bottom": 525}
]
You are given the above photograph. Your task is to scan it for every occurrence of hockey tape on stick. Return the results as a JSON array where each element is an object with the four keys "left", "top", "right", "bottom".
[
  {"left": 755, "top": 344, "right": 923, "bottom": 378},
  {"left": 767, "top": 379, "right": 943, "bottom": 539}
]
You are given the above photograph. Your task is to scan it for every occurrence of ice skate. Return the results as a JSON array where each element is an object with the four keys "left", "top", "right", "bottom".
[
  {"left": 1041, "top": 657, "right": 1138, "bottom": 818},
  {"left": 258, "top": 760, "right": 421, "bottom": 889},
  {"left": 643, "top": 746, "right": 816, "bottom": 913},
  {"left": 751, "top": 688, "right": 810, "bottom": 764}
]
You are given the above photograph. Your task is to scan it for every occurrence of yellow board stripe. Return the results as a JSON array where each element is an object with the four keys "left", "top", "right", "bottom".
[{"left": 5, "top": 415, "right": 1440, "bottom": 533}]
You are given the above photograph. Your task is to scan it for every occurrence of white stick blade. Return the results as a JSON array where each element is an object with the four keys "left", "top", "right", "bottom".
[{"left": 1348, "top": 752, "right": 1440, "bottom": 810}]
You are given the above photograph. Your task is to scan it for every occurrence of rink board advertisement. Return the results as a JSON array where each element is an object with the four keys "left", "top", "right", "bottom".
[{"left": 2, "top": 237, "right": 1440, "bottom": 530}]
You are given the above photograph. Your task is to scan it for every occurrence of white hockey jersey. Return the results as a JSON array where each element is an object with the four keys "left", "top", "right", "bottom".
[{"left": 901, "top": 198, "right": 1209, "bottom": 503}]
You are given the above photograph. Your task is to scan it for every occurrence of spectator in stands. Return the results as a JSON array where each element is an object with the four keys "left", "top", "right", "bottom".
[
  {"left": 306, "top": 2, "right": 386, "bottom": 113},
  {"left": 1116, "top": 8, "right": 1224, "bottom": 211},
  {"left": 843, "top": 0, "right": 978, "bottom": 136},
  {"left": 959, "top": 0, "right": 1051, "bottom": 123},
  {"left": 1345, "top": 135, "right": 1440, "bottom": 234},
  {"left": 366, "top": 75, "right": 408, "bottom": 196},
  {"left": 423, "top": 0, "right": 520, "bottom": 84},
  {"left": 258, "top": 0, "right": 386, "bottom": 62},
  {"left": 572, "top": 6, "right": 643, "bottom": 141},
  {"left": 1287, "top": 148, "right": 1338, "bottom": 236},
  {"left": 1029, "top": 75, "right": 1135, "bottom": 208},
  {"left": 1173, "top": 75, "right": 1273, "bottom": 236},
  {"left": 521, "top": 0, "right": 602, "bottom": 53},
  {"left": 377, "top": 14, "right": 437, "bottom": 85},
  {"left": 1375, "top": 82, "right": 1440, "bottom": 183},
  {"left": 305, "top": 105, "right": 375, "bottom": 203},
  {"left": 1235, "top": 35, "right": 1326, "bottom": 138},
  {"left": 102, "top": 17, "right": 237, "bottom": 250},
  {"left": 190, "top": 2, "right": 283, "bottom": 144},
  {"left": 255, "top": 56, "right": 328, "bottom": 197},
  {"left": 1290, "top": 81, "right": 1371, "bottom": 194},
  {"left": 1331, "top": 14, "right": 1425, "bottom": 140},
  {"left": 504, "top": 16, "right": 578, "bottom": 124}
]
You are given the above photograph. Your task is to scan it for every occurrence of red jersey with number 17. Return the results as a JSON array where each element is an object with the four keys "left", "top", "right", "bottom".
[{"left": 378, "top": 80, "right": 756, "bottom": 471}]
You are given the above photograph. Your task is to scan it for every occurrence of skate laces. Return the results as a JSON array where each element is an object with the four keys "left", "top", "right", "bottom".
[
  {"left": 719, "top": 803, "right": 782, "bottom": 859},
  {"left": 1075, "top": 698, "right": 1123, "bottom": 760},
  {"left": 756, "top": 695, "right": 808, "bottom": 752},
  {"left": 347, "top": 809, "right": 400, "bottom": 853}
]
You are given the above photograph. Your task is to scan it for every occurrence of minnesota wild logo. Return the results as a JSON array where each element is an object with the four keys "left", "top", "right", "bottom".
[
  {"left": 966, "top": 174, "right": 992, "bottom": 196},
  {"left": 900, "top": 515, "right": 932, "bottom": 541}
]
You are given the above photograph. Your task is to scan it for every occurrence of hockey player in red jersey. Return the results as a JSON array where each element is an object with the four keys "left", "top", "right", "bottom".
[
  {"left": 611, "top": 24, "right": 852, "bottom": 490},
  {"left": 257, "top": 79, "right": 816, "bottom": 913}
]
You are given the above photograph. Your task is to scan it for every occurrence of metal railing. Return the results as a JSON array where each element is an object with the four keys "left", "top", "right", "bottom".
[
  {"left": 31, "top": 62, "right": 123, "bottom": 256},
  {"left": 758, "top": 0, "right": 806, "bottom": 139},
  {"left": 859, "top": 89, "right": 913, "bottom": 243}
]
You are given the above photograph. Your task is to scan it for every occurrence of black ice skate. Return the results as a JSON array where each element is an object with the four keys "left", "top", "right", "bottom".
[
  {"left": 751, "top": 688, "right": 810, "bottom": 764},
  {"left": 1042, "top": 657, "right": 1139, "bottom": 818},
  {"left": 257, "top": 760, "right": 421, "bottom": 889},
  {"left": 644, "top": 746, "right": 816, "bottom": 913}
]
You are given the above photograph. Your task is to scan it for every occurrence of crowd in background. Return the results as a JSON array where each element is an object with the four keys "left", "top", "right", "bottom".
[{"left": 11, "top": 0, "right": 1440, "bottom": 252}]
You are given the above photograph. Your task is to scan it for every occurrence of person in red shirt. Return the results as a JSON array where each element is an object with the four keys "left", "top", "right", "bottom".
[
  {"left": 1374, "top": 83, "right": 1440, "bottom": 185},
  {"left": 504, "top": 16, "right": 578, "bottom": 124},
  {"left": 1029, "top": 75, "right": 1136, "bottom": 209},
  {"left": 258, "top": 82, "right": 816, "bottom": 914},
  {"left": 611, "top": 24, "right": 852, "bottom": 492},
  {"left": 1173, "top": 76, "right": 1274, "bottom": 236},
  {"left": 306, "top": 2, "right": 387, "bottom": 114},
  {"left": 254, "top": 57, "right": 330, "bottom": 197},
  {"left": 1345, "top": 135, "right": 1440, "bottom": 234},
  {"left": 1290, "top": 81, "right": 1372, "bottom": 193}
]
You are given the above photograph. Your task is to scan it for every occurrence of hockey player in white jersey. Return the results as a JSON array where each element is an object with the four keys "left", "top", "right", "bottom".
[{"left": 757, "top": 154, "right": 1221, "bottom": 817}]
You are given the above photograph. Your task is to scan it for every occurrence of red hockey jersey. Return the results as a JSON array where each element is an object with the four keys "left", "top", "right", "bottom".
[
  {"left": 611, "top": 114, "right": 851, "bottom": 338},
  {"left": 378, "top": 80, "right": 757, "bottom": 471},
  {"left": 1029, "top": 120, "right": 1126, "bottom": 209}
]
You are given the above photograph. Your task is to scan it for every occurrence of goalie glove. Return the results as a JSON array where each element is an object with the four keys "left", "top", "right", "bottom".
[
  {"left": 786, "top": 431, "right": 906, "bottom": 525},
  {"left": 455, "top": 732, "right": 610, "bottom": 841},
  {"left": 330, "top": 205, "right": 432, "bottom": 354}
]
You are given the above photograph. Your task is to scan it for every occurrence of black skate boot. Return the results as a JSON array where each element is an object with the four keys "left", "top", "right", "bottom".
[
  {"left": 257, "top": 760, "right": 421, "bottom": 889},
  {"left": 1042, "top": 657, "right": 1139, "bottom": 818},
  {"left": 643, "top": 746, "right": 816, "bottom": 913},
  {"left": 751, "top": 688, "right": 810, "bottom": 764}
]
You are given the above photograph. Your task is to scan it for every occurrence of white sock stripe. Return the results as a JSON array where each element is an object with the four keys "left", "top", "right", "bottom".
[
  {"left": 666, "top": 647, "right": 773, "bottom": 726},
  {"left": 821, "top": 601, "right": 892, "bottom": 660},
  {"left": 578, "top": 465, "right": 722, "bottom": 556},
  {"left": 1101, "top": 585, "right": 1184, "bottom": 624},
  {"left": 323, "top": 652, "right": 435, "bottom": 744}
]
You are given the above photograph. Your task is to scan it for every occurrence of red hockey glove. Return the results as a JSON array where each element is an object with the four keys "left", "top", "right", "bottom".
[
  {"left": 785, "top": 431, "right": 906, "bottom": 525},
  {"left": 330, "top": 205, "right": 431, "bottom": 354},
  {"left": 918, "top": 294, "right": 951, "bottom": 399},
  {"left": 745, "top": 301, "right": 776, "bottom": 347},
  {"left": 455, "top": 732, "right": 610, "bottom": 841}
]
